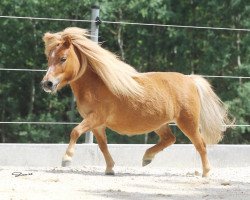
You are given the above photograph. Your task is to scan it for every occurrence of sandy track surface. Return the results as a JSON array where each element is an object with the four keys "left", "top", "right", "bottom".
[{"left": 0, "top": 166, "right": 249, "bottom": 200}]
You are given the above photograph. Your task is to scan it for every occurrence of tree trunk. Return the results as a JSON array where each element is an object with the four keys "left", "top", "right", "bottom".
[
  {"left": 0, "top": 99, "right": 6, "bottom": 142},
  {"left": 28, "top": 75, "right": 35, "bottom": 115},
  {"left": 237, "top": 32, "right": 241, "bottom": 67}
]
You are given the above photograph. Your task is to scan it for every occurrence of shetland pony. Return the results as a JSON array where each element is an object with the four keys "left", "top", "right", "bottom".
[{"left": 41, "top": 27, "right": 231, "bottom": 177}]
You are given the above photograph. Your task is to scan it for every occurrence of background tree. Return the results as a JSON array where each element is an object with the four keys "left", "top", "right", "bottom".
[{"left": 0, "top": 0, "right": 249, "bottom": 144}]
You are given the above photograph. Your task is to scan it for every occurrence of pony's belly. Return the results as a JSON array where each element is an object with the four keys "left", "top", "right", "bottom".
[
  {"left": 107, "top": 126, "right": 159, "bottom": 135},
  {"left": 106, "top": 116, "right": 170, "bottom": 135},
  {"left": 106, "top": 103, "right": 175, "bottom": 135}
]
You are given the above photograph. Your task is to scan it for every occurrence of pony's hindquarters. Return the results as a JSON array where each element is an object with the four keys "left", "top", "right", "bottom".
[{"left": 190, "top": 75, "right": 232, "bottom": 144}]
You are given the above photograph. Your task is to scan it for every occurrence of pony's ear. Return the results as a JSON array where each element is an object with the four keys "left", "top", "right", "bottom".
[{"left": 62, "top": 35, "right": 72, "bottom": 48}]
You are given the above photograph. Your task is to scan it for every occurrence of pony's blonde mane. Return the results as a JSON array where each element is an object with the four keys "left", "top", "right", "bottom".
[{"left": 43, "top": 27, "right": 144, "bottom": 98}]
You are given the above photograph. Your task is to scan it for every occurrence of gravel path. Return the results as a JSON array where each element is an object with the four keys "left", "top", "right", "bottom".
[{"left": 0, "top": 166, "right": 249, "bottom": 200}]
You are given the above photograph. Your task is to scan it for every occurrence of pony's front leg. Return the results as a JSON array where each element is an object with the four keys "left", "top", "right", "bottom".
[
  {"left": 92, "top": 127, "right": 115, "bottom": 175},
  {"left": 62, "top": 120, "right": 90, "bottom": 167}
]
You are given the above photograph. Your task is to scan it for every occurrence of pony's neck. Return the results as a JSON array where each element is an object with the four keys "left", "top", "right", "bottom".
[{"left": 69, "top": 65, "right": 102, "bottom": 102}]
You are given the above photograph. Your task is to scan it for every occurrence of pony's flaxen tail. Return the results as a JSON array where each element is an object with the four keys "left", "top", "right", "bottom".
[{"left": 190, "top": 75, "right": 233, "bottom": 144}]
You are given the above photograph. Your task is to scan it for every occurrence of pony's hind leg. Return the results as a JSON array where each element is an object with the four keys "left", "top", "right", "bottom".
[
  {"left": 176, "top": 118, "right": 210, "bottom": 177},
  {"left": 142, "top": 124, "right": 176, "bottom": 166},
  {"left": 92, "top": 127, "right": 115, "bottom": 175}
]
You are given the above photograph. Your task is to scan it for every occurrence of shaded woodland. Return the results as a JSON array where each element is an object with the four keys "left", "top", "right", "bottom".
[{"left": 0, "top": 0, "right": 249, "bottom": 144}]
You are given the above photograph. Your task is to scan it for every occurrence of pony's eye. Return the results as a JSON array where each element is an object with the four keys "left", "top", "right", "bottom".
[{"left": 60, "top": 57, "right": 67, "bottom": 63}]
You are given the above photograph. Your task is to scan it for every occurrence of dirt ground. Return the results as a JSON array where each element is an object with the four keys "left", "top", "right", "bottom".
[{"left": 0, "top": 166, "right": 249, "bottom": 200}]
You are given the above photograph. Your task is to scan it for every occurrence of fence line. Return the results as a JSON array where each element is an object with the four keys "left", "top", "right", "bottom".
[
  {"left": 1, "top": 15, "right": 250, "bottom": 32},
  {"left": 0, "top": 15, "right": 92, "bottom": 23},
  {"left": 0, "top": 122, "right": 78, "bottom": 125},
  {"left": 0, "top": 68, "right": 46, "bottom": 72},
  {"left": 0, "top": 121, "right": 249, "bottom": 127},
  {"left": 201, "top": 75, "right": 250, "bottom": 79},
  {"left": 102, "top": 20, "right": 250, "bottom": 32},
  {"left": 0, "top": 68, "right": 250, "bottom": 79}
]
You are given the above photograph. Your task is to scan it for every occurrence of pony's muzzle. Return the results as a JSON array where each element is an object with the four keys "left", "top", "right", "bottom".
[{"left": 41, "top": 80, "right": 55, "bottom": 93}]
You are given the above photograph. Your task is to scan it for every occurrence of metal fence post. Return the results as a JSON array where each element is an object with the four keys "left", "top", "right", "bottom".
[
  {"left": 85, "top": 4, "right": 100, "bottom": 143},
  {"left": 90, "top": 4, "right": 100, "bottom": 42}
]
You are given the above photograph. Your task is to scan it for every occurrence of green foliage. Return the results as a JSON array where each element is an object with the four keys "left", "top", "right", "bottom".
[{"left": 0, "top": 0, "right": 249, "bottom": 144}]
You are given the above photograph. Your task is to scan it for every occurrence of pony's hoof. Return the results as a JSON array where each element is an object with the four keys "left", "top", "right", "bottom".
[
  {"left": 61, "top": 160, "right": 71, "bottom": 167},
  {"left": 202, "top": 168, "right": 210, "bottom": 177},
  {"left": 142, "top": 159, "right": 152, "bottom": 167},
  {"left": 202, "top": 172, "right": 210, "bottom": 177},
  {"left": 105, "top": 170, "right": 115, "bottom": 176}
]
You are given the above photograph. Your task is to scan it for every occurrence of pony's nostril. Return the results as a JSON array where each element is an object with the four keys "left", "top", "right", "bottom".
[
  {"left": 42, "top": 81, "right": 53, "bottom": 89},
  {"left": 46, "top": 81, "right": 53, "bottom": 88}
]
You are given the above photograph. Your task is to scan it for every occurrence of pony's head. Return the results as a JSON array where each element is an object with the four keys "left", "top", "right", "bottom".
[
  {"left": 41, "top": 28, "right": 88, "bottom": 93},
  {"left": 41, "top": 27, "right": 143, "bottom": 97}
]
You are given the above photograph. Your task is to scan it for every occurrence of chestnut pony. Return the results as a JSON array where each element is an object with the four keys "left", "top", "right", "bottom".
[{"left": 41, "top": 27, "right": 231, "bottom": 177}]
